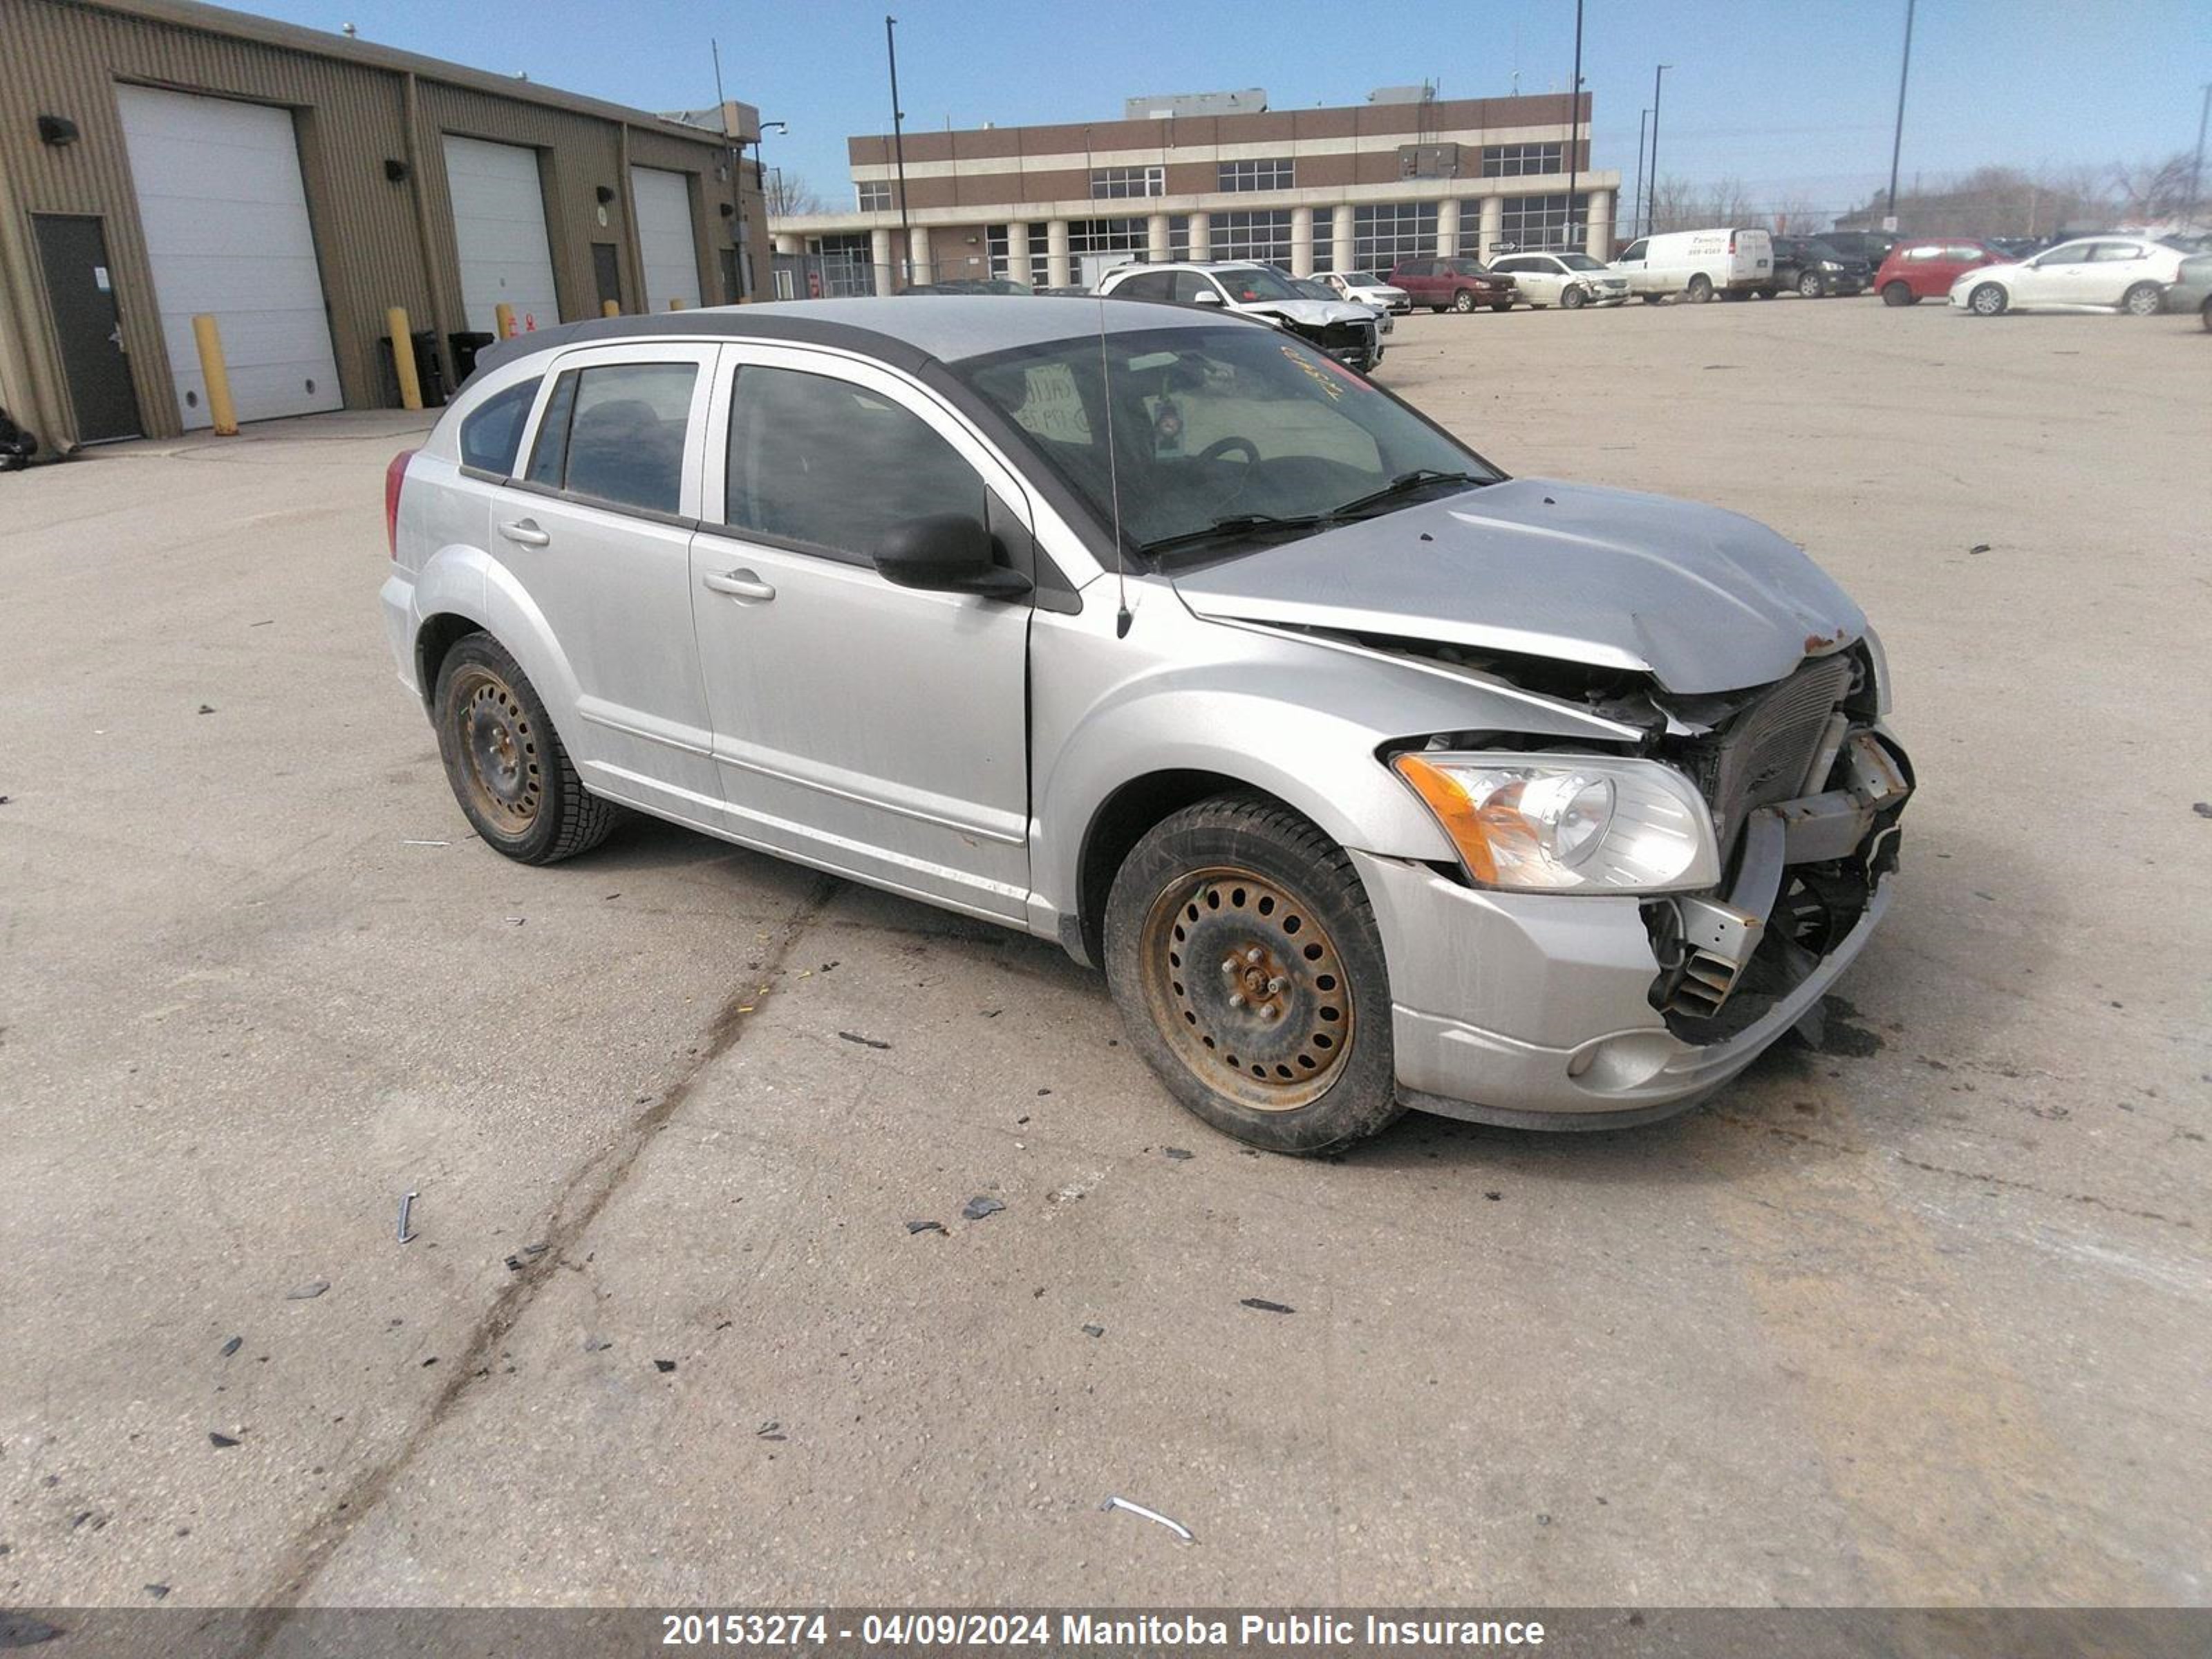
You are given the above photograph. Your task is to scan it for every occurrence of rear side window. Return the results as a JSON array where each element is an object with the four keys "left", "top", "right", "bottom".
[
  {"left": 523, "top": 362, "right": 696, "bottom": 515},
  {"left": 722, "top": 366, "right": 982, "bottom": 560},
  {"left": 457, "top": 377, "right": 541, "bottom": 476}
]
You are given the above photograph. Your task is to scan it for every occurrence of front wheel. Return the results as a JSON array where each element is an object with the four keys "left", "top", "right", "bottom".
[
  {"left": 1104, "top": 796, "right": 1402, "bottom": 1155},
  {"left": 1882, "top": 281, "right": 1916, "bottom": 306},
  {"left": 1969, "top": 282, "right": 2008, "bottom": 317},
  {"left": 2121, "top": 282, "right": 2163, "bottom": 317},
  {"left": 1798, "top": 272, "right": 1824, "bottom": 298},
  {"left": 1451, "top": 289, "right": 1477, "bottom": 313},
  {"left": 1561, "top": 285, "right": 1586, "bottom": 310},
  {"left": 433, "top": 632, "right": 623, "bottom": 864}
]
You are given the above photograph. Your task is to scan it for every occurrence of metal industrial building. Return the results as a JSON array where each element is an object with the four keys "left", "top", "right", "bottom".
[
  {"left": 0, "top": 0, "right": 765, "bottom": 453},
  {"left": 769, "top": 86, "right": 1621, "bottom": 296}
]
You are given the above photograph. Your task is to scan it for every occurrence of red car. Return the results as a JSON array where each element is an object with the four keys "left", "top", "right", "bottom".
[
  {"left": 1875, "top": 240, "right": 2003, "bottom": 306},
  {"left": 1388, "top": 256, "right": 1516, "bottom": 313}
]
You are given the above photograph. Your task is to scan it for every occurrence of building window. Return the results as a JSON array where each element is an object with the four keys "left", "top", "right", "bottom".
[
  {"left": 1480, "top": 143, "right": 1565, "bottom": 179},
  {"left": 986, "top": 224, "right": 1010, "bottom": 281},
  {"left": 856, "top": 180, "right": 892, "bottom": 212},
  {"left": 1218, "top": 157, "right": 1294, "bottom": 193},
  {"left": 1353, "top": 201, "right": 1438, "bottom": 272},
  {"left": 1169, "top": 215, "right": 1190, "bottom": 260},
  {"left": 1210, "top": 209, "right": 1293, "bottom": 267},
  {"left": 1091, "top": 165, "right": 1163, "bottom": 200},
  {"left": 1490, "top": 191, "right": 1592, "bottom": 254},
  {"left": 812, "top": 232, "right": 876, "bottom": 296},
  {"left": 1066, "top": 216, "right": 1150, "bottom": 258}
]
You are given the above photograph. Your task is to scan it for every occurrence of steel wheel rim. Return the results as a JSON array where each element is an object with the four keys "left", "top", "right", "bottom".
[
  {"left": 1138, "top": 865, "right": 1354, "bottom": 1112},
  {"left": 449, "top": 666, "right": 542, "bottom": 834}
]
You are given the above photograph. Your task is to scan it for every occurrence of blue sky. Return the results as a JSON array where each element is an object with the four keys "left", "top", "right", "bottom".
[{"left": 260, "top": 0, "right": 2208, "bottom": 215}]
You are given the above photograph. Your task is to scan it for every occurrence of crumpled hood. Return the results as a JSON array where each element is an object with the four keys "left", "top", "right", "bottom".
[
  {"left": 1246, "top": 299, "right": 1376, "bottom": 328},
  {"left": 1170, "top": 478, "right": 1866, "bottom": 695}
]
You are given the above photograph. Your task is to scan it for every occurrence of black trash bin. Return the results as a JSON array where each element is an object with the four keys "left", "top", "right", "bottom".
[
  {"left": 377, "top": 329, "right": 449, "bottom": 409},
  {"left": 448, "top": 331, "right": 496, "bottom": 386}
]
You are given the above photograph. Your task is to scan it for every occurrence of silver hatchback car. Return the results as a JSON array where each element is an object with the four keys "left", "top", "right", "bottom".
[{"left": 381, "top": 297, "right": 1912, "bottom": 1154}]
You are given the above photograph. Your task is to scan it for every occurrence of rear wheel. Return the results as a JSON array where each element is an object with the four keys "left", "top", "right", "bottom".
[
  {"left": 1452, "top": 289, "right": 1476, "bottom": 313},
  {"left": 2121, "top": 281, "right": 2162, "bottom": 317},
  {"left": 1969, "top": 282, "right": 2008, "bottom": 317},
  {"left": 1105, "top": 795, "right": 1401, "bottom": 1155},
  {"left": 433, "top": 632, "right": 621, "bottom": 864},
  {"left": 1882, "top": 281, "right": 1916, "bottom": 306},
  {"left": 1685, "top": 273, "right": 1714, "bottom": 303}
]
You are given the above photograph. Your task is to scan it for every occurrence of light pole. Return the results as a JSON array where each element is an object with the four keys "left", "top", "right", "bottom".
[
  {"left": 2191, "top": 82, "right": 2210, "bottom": 232},
  {"left": 1886, "top": 0, "right": 1917, "bottom": 223},
  {"left": 1563, "top": 0, "right": 1584, "bottom": 252},
  {"left": 1646, "top": 65, "right": 1671, "bottom": 236},
  {"left": 1633, "top": 109, "right": 1648, "bottom": 247},
  {"left": 885, "top": 15, "right": 913, "bottom": 287}
]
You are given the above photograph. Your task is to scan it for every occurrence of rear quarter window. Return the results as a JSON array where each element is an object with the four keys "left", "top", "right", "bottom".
[{"left": 457, "top": 377, "right": 541, "bottom": 476}]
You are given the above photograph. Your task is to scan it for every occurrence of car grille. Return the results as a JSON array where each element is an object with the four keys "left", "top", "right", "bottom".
[{"left": 1674, "top": 655, "right": 1855, "bottom": 854}]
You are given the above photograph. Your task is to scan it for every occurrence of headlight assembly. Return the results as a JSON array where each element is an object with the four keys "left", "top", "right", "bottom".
[{"left": 1391, "top": 752, "right": 1721, "bottom": 893}]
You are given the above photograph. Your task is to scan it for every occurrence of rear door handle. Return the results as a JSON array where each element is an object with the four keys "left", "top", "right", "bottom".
[
  {"left": 702, "top": 569, "right": 776, "bottom": 602},
  {"left": 498, "top": 519, "right": 550, "bottom": 547}
]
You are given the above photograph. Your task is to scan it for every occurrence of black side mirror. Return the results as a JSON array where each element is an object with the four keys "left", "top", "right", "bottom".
[{"left": 874, "top": 514, "right": 1031, "bottom": 599}]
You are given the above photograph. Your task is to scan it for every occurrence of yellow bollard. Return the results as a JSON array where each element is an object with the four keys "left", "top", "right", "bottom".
[
  {"left": 190, "top": 315, "right": 238, "bottom": 436},
  {"left": 668, "top": 297, "right": 684, "bottom": 310},
  {"left": 601, "top": 299, "right": 620, "bottom": 317},
  {"left": 385, "top": 306, "right": 422, "bottom": 411},
  {"left": 494, "top": 301, "right": 516, "bottom": 339}
]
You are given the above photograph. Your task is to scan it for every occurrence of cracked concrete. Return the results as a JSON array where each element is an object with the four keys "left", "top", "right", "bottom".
[{"left": 1, "top": 301, "right": 2205, "bottom": 1611}]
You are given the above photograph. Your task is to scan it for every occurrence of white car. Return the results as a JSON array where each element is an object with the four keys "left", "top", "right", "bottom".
[
  {"left": 1097, "top": 261, "right": 1384, "bottom": 370},
  {"left": 1315, "top": 270, "right": 1412, "bottom": 314},
  {"left": 1949, "top": 236, "right": 2184, "bottom": 317},
  {"left": 1488, "top": 252, "right": 1631, "bottom": 309}
]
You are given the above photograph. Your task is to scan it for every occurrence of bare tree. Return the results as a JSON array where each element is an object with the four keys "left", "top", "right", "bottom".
[
  {"left": 763, "top": 169, "right": 823, "bottom": 219},
  {"left": 1649, "top": 175, "right": 1758, "bottom": 232},
  {"left": 2108, "top": 151, "right": 2195, "bottom": 225},
  {"left": 1768, "top": 194, "right": 1822, "bottom": 235}
]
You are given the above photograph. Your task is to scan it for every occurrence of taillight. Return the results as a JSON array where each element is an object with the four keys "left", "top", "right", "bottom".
[
  {"left": 384, "top": 448, "right": 417, "bottom": 559},
  {"left": 1727, "top": 231, "right": 1738, "bottom": 254}
]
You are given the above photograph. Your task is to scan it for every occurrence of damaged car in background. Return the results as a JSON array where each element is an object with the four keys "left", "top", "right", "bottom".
[{"left": 380, "top": 297, "right": 1910, "bottom": 1156}]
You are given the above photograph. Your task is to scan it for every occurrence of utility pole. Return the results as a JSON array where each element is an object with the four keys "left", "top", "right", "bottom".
[
  {"left": 2191, "top": 82, "right": 2210, "bottom": 232},
  {"left": 1564, "top": 0, "right": 1584, "bottom": 252},
  {"left": 1886, "top": 0, "right": 1917, "bottom": 224},
  {"left": 885, "top": 15, "right": 913, "bottom": 287},
  {"left": 1633, "top": 109, "right": 1648, "bottom": 247},
  {"left": 1647, "top": 65, "right": 1671, "bottom": 236}
]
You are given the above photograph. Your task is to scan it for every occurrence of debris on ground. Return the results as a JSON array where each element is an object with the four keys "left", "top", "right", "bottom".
[
  {"left": 756, "top": 1421, "right": 785, "bottom": 1441},
  {"left": 219, "top": 1336, "right": 242, "bottom": 1358},
  {"left": 208, "top": 1432, "right": 241, "bottom": 1448},
  {"left": 2194, "top": 803, "right": 2212, "bottom": 819},
  {"left": 196, "top": 704, "right": 215, "bottom": 715},
  {"left": 1100, "top": 1494, "right": 1194, "bottom": 1543},
  {"left": 397, "top": 1191, "right": 417, "bottom": 1244},
  {"left": 1485, "top": 1191, "right": 1503, "bottom": 1201},
  {"left": 1081, "top": 1324, "right": 1105, "bottom": 1338},
  {"left": 961, "top": 1196, "right": 1006, "bottom": 1221},
  {"left": 143, "top": 1584, "right": 170, "bottom": 1600},
  {"left": 1163, "top": 1147, "right": 1194, "bottom": 1161},
  {"left": 285, "top": 1280, "right": 328, "bottom": 1300},
  {"left": 838, "top": 1030, "right": 892, "bottom": 1050},
  {"left": 400, "top": 838, "right": 449, "bottom": 847},
  {"left": 653, "top": 1358, "right": 677, "bottom": 1374},
  {"left": 905, "top": 1219, "right": 946, "bottom": 1236},
  {"left": 1239, "top": 1297, "right": 1295, "bottom": 1315},
  {"left": 1968, "top": 543, "right": 1991, "bottom": 554},
  {"left": 584, "top": 1337, "right": 612, "bottom": 1353}
]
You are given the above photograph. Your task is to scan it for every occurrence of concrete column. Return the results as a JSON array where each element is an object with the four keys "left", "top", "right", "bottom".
[
  {"left": 910, "top": 225, "right": 933, "bottom": 285},
  {"left": 1046, "top": 218, "right": 1071, "bottom": 289},
  {"left": 1584, "top": 190, "right": 1613, "bottom": 260},
  {"left": 1006, "top": 221, "right": 1030, "bottom": 282},
  {"left": 772, "top": 233, "right": 799, "bottom": 256},
  {"left": 1188, "top": 211, "right": 1210, "bottom": 262},
  {"left": 1290, "top": 206, "right": 1315, "bottom": 276},
  {"left": 1478, "top": 196, "right": 1503, "bottom": 263},
  {"left": 870, "top": 227, "right": 893, "bottom": 295},
  {"left": 1331, "top": 204, "right": 1356, "bottom": 274},
  {"left": 1435, "top": 198, "right": 1461, "bottom": 260},
  {"left": 1147, "top": 213, "right": 1171, "bottom": 264}
]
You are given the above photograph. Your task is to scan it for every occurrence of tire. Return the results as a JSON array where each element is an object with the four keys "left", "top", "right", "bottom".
[
  {"left": 1882, "top": 281, "right": 1915, "bottom": 306},
  {"left": 1561, "top": 285, "right": 1586, "bottom": 310},
  {"left": 2121, "top": 281, "right": 2162, "bottom": 317},
  {"left": 1798, "top": 271, "right": 1823, "bottom": 298},
  {"left": 1685, "top": 273, "right": 1714, "bottom": 303},
  {"left": 1639, "top": 292, "right": 1665, "bottom": 305},
  {"left": 1103, "top": 794, "right": 1402, "bottom": 1155},
  {"left": 433, "top": 632, "right": 622, "bottom": 865},
  {"left": 1430, "top": 305, "right": 1447, "bottom": 315},
  {"left": 1756, "top": 286, "right": 1779, "bottom": 299},
  {"left": 1452, "top": 288, "right": 1476, "bottom": 313},
  {"left": 2201, "top": 296, "right": 2211, "bottom": 333},
  {"left": 1489, "top": 302, "right": 1512, "bottom": 312},
  {"left": 1969, "top": 282, "right": 2008, "bottom": 317}
]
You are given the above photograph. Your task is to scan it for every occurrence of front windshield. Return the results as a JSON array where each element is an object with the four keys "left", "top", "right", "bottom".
[
  {"left": 1346, "top": 272, "right": 1385, "bottom": 286},
  {"left": 955, "top": 324, "right": 1499, "bottom": 565},
  {"left": 1445, "top": 259, "right": 1492, "bottom": 276},
  {"left": 1212, "top": 266, "right": 1302, "bottom": 302},
  {"left": 1555, "top": 254, "right": 1605, "bottom": 272}
]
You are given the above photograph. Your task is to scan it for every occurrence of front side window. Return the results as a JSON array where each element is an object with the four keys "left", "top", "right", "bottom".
[
  {"left": 1618, "top": 241, "right": 1647, "bottom": 262},
  {"left": 525, "top": 362, "right": 695, "bottom": 514},
  {"left": 958, "top": 324, "right": 1498, "bottom": 565},
  {"left": 723, "top": 366, "right": 982, "bottom": 559},
  {"left": 458, "top": 376, "right": 541, "bottom": 475}
]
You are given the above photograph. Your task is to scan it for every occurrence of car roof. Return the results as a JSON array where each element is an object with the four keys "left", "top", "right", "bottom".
[{"left": 475, "top": 294, "right": 1227, "bottom": 378}]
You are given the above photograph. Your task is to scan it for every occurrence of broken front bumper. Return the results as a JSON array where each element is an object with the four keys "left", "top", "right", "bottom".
[{"left": 1352, "top": 727, "right": 1910, "bottom": 1130}]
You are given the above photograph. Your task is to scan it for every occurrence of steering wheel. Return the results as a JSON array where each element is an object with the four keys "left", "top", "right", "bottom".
[{"left": 1194, "top": 435, "right": 1260, "bottom": 509}]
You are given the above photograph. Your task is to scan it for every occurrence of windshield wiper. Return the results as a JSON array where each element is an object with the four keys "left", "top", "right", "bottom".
[
  {"left": 1326, "top": 469, "right": 1489, "bottom": 521},
  {"left": 1138, "top": 512, "right": 1329, "bottom": 560}
]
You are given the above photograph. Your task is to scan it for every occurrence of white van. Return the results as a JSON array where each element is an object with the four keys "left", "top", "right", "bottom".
[{"left": 1609, "top": 228, "right": 1774, "bottom": 302}]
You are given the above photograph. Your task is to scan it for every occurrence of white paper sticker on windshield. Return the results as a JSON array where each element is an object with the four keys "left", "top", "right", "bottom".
[{"left": 1013, "top": 362, "right": 1091, "bottom": 443}]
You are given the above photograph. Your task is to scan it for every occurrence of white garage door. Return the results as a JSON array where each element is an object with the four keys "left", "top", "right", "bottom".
[
  {"left": 115, "top": 86, "right": 343, "bottom": 431},
  {"left": 443, "top": 135, "right": 562, "bottom": 338},
  {"left": 630, "top": 167, "right": 702, "bottom": 311}
]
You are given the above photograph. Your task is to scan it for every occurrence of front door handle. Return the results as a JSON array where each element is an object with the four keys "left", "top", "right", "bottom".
[
  {"left": 702, "top": 569, "right": 776, "bottom": 602},
  {"left": 498, "top": 519, "right": 550, "bottom": 547}
]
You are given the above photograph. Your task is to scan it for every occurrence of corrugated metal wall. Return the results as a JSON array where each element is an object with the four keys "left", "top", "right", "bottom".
[{"left": 0, "top": 0, "right": 758, "bottom": 448}]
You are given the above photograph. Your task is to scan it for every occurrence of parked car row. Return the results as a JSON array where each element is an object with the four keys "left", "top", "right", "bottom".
[{"left": 1096, "top": 261, "right": 1388, "bottom": 372}]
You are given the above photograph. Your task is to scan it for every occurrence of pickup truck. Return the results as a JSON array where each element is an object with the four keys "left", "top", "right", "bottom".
[{"left": 1387, "top": 256, "right": 1515, "bottom": 313}]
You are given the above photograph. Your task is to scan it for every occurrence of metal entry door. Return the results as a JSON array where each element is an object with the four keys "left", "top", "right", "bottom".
[{"left": 32, "top": 216, "right": 142, "bottom": 443}]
